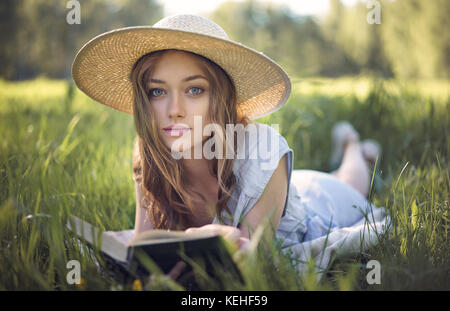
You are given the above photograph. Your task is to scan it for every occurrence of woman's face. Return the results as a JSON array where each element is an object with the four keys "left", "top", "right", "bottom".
[{"left": 146, "top": 50, "right": 212, "bottom": 156}]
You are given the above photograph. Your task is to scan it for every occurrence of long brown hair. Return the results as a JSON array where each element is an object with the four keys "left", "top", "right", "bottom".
[{"left": 130, "top": 49, "right": 250, "bottom": 230}]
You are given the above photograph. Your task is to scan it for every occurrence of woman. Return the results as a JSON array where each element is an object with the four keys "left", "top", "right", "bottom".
[{"left": 72, "top": 14, "right": 383, "bottom": 278}]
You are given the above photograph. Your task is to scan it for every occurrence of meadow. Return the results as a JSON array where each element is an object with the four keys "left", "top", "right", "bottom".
[{"left": 0, "top": 77, "right": 448, "bottom": 290}]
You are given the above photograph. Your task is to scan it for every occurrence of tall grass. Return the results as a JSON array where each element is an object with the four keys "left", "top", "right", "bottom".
[{"left": 0, "top": 77, "right": 448, "bottom": 290}]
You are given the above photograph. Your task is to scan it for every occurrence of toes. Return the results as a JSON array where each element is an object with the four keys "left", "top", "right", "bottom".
[{"left": 361, "top": 139, "right": 381, "bottom": 162}]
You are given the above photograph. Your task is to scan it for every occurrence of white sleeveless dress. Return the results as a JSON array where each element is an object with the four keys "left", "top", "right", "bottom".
[{"left": 212, "top": 122, "right": 384, "bottom": 248}]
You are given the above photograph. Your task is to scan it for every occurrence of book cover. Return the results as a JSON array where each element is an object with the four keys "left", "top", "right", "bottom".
[{"left": 65, "top": 215, "right": 243, "bottom": 289}]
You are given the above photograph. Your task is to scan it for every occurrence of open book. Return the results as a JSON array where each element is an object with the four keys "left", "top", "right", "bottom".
[{"left": 65, "top": 216, "right": 241, "bottom": 287}]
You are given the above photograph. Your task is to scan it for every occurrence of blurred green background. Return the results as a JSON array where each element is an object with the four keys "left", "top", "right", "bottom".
[{"left": 1, "top": 0, "right": 449, "bottom": 80}]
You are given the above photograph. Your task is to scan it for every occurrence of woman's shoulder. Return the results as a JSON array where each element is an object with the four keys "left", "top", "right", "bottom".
[
  {"left": 234, "top": 121, "right": 291, "bottom": 169},
  {"left": 232, "top": 121, "right": 293, "bottom": 197}
]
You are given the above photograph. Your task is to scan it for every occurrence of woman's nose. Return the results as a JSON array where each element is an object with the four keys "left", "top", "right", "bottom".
[{"left": 167, "top": 92, "right": 185, "bottom": 119}]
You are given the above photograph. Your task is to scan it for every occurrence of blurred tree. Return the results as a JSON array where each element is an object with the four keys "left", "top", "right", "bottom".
[
  {"left": 0, "top": 0, "right": 163, "bottom": 80},
  {"left": 209, "top": 0, "right": 346, "bottom": 77},
  {"left": 0, "top": 0, "right": 24, "bottom": 79},
  {"left": 319, "top": 0, "right": 358, "bottom": 76},
  {"left": 1, "top": 0, "right": 448, "bottom": 80},
  {"left": 322, "top": 0, "right": 391, "bottom": 77},
  {"left": 382, "top": 0, "right": 450, "bottom": 79}
]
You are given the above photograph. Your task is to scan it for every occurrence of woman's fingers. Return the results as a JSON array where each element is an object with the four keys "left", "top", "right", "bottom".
[
  {"left": 185, "top": 224, "right": 249, "bottom": 253},
  {"left": 223, "top": 226, "right": 241, "bottom": 243},
  {"left": 185, "top": 224, "right": 241, "bottom": 245},
  {"left": 237, "top": 237, "right": 251, "bottom": 253},
  {"left": 167, "top": 261, "right": 187, "bottom": 281},
  {"left": 146, "top": 261, "right": 187, "bottom": 288},
  {"left": 184, "top": 227, "right": 198, "bottom": 234}
]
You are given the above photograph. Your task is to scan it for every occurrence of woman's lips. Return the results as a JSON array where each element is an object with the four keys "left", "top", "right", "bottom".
[{"left": 163, "top": 128, "right": 191, "bottom": 137}]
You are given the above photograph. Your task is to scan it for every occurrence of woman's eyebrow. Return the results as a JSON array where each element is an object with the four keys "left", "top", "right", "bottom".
[
  {"left": 148, "top": 75, "right": 208, "bottom": 84},
  {"left": 183, "top": 74, "right": 208, "bottom": 82}
]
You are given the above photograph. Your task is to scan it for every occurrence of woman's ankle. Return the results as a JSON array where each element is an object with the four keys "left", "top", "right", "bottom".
[{"left": 343, "top": 139, "right": 362, "bottom": 154}]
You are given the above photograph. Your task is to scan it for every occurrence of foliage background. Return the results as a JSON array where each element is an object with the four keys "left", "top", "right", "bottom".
[{"left": 1, "top": 0, "right": 449, "bottom": 80}]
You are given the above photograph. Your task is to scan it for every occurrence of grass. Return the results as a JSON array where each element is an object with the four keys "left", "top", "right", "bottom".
[{"left": 0, "top": 77, "right": 448, "bottom": 290}]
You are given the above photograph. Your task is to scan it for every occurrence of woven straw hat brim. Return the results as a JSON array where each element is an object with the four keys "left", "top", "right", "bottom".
[{"left": 72, "top": 26, "right": 291, "bottom": 120}]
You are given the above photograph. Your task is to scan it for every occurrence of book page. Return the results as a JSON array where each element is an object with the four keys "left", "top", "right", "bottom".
[
  {"left": 66, "top": 215, "right": 101, "bottom": 246},
  {"left": 101, "top": 231, "right": 129, "bottom": 262},
  {"left": 103, "top": 229, "right": 135, "bottom": 246},
  {"left": 66, "top": 216, "right": 129, "bottom": 263}
]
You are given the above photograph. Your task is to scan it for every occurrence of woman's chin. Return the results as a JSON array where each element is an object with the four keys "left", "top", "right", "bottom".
[
  {"left": 167, "top": 142, "right": 194, "bottom": 159},
  {"left": 164, "top": 136, "right": 210, "bottom": 160}
]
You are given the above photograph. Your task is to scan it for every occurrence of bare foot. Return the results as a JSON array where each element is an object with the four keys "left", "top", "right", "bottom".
[
  {"left": 330, "top": 121, "right": 360, "bottom": 169},
  {"left": 361, "top": 139, "right": 382, "bottom": 167}
]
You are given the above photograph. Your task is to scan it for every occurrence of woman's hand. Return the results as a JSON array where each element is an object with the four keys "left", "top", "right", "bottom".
[{"left": 185, "top": 224, "right": 250, "bottom": 251}]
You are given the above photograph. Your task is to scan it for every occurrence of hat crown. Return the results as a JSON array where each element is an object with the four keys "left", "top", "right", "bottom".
[{"left": 153, "top": 14, "right": 229, "bottom": 40}]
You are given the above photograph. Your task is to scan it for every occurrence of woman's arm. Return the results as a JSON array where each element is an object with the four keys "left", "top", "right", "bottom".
[
  {"left": 238, "top": 154, "right": 288, "bottom": 243},
  {"left": 134, "top": 181, "right": 154, "bottom": 235},
  {"left": 132, "top": 137, "right": 154, "bottom": 235}
]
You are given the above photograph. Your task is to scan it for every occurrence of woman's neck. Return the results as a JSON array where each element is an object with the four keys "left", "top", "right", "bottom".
[
  {"left": 181, "top": 157, "right": 219, "bottom": 225},
  {"left": 181, "top": 157, "right": 216, "bottom": 188}
]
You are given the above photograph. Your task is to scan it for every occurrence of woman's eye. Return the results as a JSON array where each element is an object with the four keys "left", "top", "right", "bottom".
[
  {"left": 149, "top": 88, "right": 164, "bottom": 97},
  {"left": 188, "top": 87, "right": 204, "bottom": 95}
]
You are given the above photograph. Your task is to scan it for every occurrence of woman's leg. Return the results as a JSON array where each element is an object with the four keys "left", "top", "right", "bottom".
[{"left": 331, "top": 140, "right": 370, "bottom": 198}]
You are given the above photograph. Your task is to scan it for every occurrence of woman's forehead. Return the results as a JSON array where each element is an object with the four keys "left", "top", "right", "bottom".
[
  {"left": 154, "top": 50, "right": 203, "bottom": 67},
  {"left": 148, "top": 51, "right": 208, "bottom": 81}
]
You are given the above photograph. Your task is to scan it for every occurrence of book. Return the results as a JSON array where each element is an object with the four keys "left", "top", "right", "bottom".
[{"left": 65, "top": 215, "right": 242, "bottom": 289}]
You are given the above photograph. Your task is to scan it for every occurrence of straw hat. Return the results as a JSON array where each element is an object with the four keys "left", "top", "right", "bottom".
[{"left": 72, "top": 14, "right": 291, "bottom": 120}]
